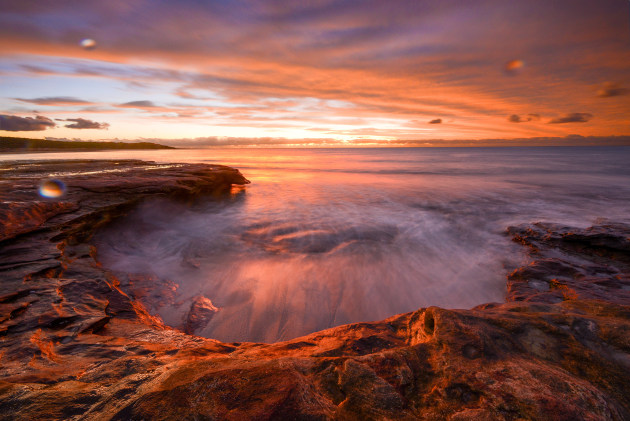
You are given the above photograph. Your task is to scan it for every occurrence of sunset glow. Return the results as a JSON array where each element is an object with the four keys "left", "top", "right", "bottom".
[{"left": 1, "top": 1, "right": 629, "bottom": 146}]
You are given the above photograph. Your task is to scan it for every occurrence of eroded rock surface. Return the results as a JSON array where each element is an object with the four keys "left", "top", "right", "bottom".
[
  {"left": 507, "top": 222, "right": 630, "bottom": 305},
  {"left": 1, "top": 161, "right": 629, "bottom": 420}
]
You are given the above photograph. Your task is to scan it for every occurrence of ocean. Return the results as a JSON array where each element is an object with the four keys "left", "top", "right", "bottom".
[{"left": 4, "top": 146, "right": 630, "bottom": 342}]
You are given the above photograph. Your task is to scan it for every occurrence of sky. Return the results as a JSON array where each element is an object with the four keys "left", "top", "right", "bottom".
[{"left": 0, "top": 0, "right": 629, "bottom": 147}]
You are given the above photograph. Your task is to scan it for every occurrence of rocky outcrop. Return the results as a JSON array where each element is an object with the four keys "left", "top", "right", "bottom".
[
  {"left": 183, "top": 296, "right": 220, "bottom": 335},
  {"left": 1, "top": 161, "right": 629, "bottom": 420},
  {"left": 506, "top": 222, "right": 630, "bottom": 305}
]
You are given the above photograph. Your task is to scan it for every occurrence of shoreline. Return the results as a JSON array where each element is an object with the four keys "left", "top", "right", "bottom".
[{"left": 0, "top": 159, "right": 629, "bottom": 419}]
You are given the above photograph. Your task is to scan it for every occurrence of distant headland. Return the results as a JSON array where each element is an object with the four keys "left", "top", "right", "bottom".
[{"left": 0, "top": 136, "right": 174, "bottom": 152}]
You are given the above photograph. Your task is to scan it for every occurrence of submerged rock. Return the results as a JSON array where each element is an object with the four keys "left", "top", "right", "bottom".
[
  {"left": 0, "top": 160, "right": 629, "bottom": 420},
  {"left": 183, "top": 296, "right": 219, "bottom": 335}
]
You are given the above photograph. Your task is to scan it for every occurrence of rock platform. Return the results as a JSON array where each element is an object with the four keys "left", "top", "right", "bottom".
[{"left": 0, "top": 160, "right": 629, "bottom": 420}]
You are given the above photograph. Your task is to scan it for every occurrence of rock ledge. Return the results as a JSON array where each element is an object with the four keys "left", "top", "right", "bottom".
[{"left": 1, "top": 161, "right": 629, "bottom": 420}]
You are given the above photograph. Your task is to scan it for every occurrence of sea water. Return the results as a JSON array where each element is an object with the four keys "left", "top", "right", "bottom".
[{"left": 4, "top": 147, "right": 630, "bottom": 342}]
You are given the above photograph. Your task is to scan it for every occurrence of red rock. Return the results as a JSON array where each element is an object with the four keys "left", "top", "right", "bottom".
[
  {"left": 0, "top": 161, "right": 629, "bottom": 420},
  {"left": 183, "top": 296, "right": 219, "bottom": 335}
]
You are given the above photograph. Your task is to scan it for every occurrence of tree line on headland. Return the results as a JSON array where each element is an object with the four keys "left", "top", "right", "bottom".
[{"left": 0, "top": 136, "right": 174, "bottom": 151}]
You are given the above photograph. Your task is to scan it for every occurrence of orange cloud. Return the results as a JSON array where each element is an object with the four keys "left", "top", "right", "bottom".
[{"left": 0, "top": 1, "right": 628, "bottom": 143}]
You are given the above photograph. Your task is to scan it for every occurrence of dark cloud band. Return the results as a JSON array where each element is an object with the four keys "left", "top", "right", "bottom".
[
  {"left": 0, "top": 114, "right": 56, "bottom": 131},
  {"left": 549, "top": 113, "right": 593, "bottom": 124},
  {"left": 119, "top": 101, "right": 157, "bottom": 108},
  {"left": 58, "top": 118, "right": 110, "bottom": 129},
  {"left": 508, "top": 114, "right": 540, "bottom": 123},
  {"left": 15, "top": 97, "right": 92, "bottom": 106},
  {"left": 597, "top": 82, "right": 628, "bottom": 98}
]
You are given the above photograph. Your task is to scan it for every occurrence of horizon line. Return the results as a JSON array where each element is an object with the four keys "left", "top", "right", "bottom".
[{"left": 2, "top": 134, "right": 630, "bottom": 148}]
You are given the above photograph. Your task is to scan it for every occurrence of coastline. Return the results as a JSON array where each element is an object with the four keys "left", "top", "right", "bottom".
[
  {"left": 1, "top": 159, "right": 629, "bottom": 419},
  {"left": 0, "top": 148, "right": 172, "bottom": 155},
  {"left": 0, "top": 136, "right": 174, "bottom": 153}
]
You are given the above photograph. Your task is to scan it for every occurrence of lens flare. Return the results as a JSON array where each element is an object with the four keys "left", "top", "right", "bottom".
[
  {"left": 80, "top": 38, "right": 97, "bottom": 50},
  {"left": 39, "top": 179, "right": 66, "bottom": 198},
  {"left": 504, "top": 59, "right": 524, "bottom": 74}
]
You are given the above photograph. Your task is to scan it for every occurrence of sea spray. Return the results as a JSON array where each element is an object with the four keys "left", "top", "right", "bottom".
[{"left": 93, "top": 146, "right": 630, "bottom": 342}]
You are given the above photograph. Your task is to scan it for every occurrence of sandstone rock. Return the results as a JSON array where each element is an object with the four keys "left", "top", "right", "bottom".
[
  {"left": 0, "top": 161, "right": 629, "bottom": 420},
  {"left": 183, "top": 296, "right": 219, "bottom": 335}
]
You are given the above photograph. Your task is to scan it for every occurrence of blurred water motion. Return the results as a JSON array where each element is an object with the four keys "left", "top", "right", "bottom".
[
  {"left": 38, "top": 179, "right": 66, "bottom": 198},
  {"left": 85, "top": 147, "right": 630, "bottom": 343}
]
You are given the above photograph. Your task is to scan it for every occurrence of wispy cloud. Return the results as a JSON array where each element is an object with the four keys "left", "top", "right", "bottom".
[
  {"left": 14, "top": 96, "right": 93, "bottom": 106},
  {"left": 142, "top": 134, "right": 630, "bottom": 148},
  {"left": 146, "top": 136, "right": 340, "bottom": 147}
]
